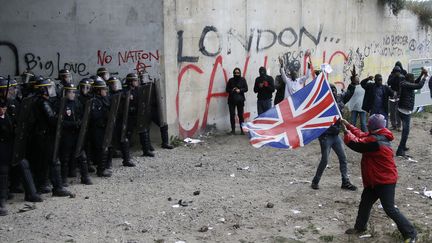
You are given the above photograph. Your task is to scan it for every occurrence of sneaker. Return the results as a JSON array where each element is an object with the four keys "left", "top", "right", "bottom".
[
  {"left": 404, "top": 237, "right": 417, "bottom": 243},
  {"left": 0, "top": 207, "right": 7, "bottom": 216},
  {"left": 161, "top": 143, "right": 174, "bottom": 149},
  {"left": 311, "top": 182, "right": 319, "bottom": 190},
  {"left": 229, "top": 131, "right": 236, "bottom": 135},
  {"left": 341, "top": 182, "right": 357, "bottom": 191},
  {"left": 345, "top": 228, "right": 366, "bottom": 234},
  {"left": 404, "top": 147, "right": 409, "bottom": 151}
]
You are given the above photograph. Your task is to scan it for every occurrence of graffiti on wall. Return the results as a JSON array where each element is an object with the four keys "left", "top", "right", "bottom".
[
  {"left": 0, "top": 41, "right": 160, "bottom": 79},
  {"left": 175, "top": 25, "right": 432, "bottom": 138}
]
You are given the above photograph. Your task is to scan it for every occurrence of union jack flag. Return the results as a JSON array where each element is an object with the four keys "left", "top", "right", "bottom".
[{"left": 243, "top": 72, "right": 340, "bottom": 149}]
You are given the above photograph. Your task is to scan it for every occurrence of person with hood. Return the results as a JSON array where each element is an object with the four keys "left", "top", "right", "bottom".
[
  {"left": 361, "top": 74, "right": 394, "bottom": 124},
  {"left": 387, "top": 65, "right": 405, "bottom": 131},
  {"left": 396, "top": 69, "right": 428, "bottom": 157},
  {"left": 273, "top": 74, "right": 285, "bottom": 105},
  {"left": 253, "top": 67, "right": 275, "bottom": 115},
  {"left": 341, "top": 114, "right": 417, "bottom": 243},
  {"left": 278, "top": 50, "right": 311, "bottom": 99},
  {"left": 226, "top": 68, "right": 248, "bottom": 135},
  {"left": 311, "top": 83, "right": 357, "bottom": 191}
]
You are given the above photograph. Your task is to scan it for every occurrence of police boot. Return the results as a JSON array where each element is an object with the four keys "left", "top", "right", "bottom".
[
  {"left": 60, "top": 158, "right": 69, "bottom": 187},
  {"left": 160, "top": 126, "right": 174, "bottom": 149},
  {"left": 141, "top": 130, "right": 155, "bottom": 157},
  {"left": 0, "top": 174, "right": 8, "bottom": 216},
  {"left": 36, "top": 167, "right": 51, "bottom": 194},
  {"left": 18, "top": 160, "right": 43, "bottom": 202},
  {"left": 106, "top": 148, "right": 113, "bottom": 172},
  {"left": 77, "top": 154, "right": 92, "bottom": 185},
  {"left": 121, "top": 141, "right": 135, "bottom": 167},
  {"left": 97, "top": 150, "right": 112, "bottom": 178},
  {"left": 9, "top": 166, "right": 24, "bottom": 193},
  {"left": 51, "top": 160, "right": 72, "bottom": 197},
  {"left": 68, "top": 158, "right": 77, "bottom": 178}
]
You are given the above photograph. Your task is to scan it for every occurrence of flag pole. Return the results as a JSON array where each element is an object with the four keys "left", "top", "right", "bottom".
[{"left": 321, "top": 66, "right": 343, "bottom": 119}]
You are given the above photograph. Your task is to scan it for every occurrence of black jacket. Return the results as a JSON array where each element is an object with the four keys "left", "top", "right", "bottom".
[
  {"left": 62, "top": 99, "right": 83, "bottom": 134},
  {"left": 226, "top": 77, "right": 248, "bottom": 105},
  {"left": 387, "top": 73, "right": 404, "bottom": 94},
  {"left": 274, "top": 75, "right": 285, "bottom": 105},
  {"left": 398, "top": 75, "right": 426, "bottom": 111},
  {"left": 33, "top": 96, "right": 57, "bottom": 136},
  {"left": 361, "top": 78, "right": 394, "bottom": 114},
  {"left": 320, "top": 90, "right": 352, "bottom": 137},
  {"left": 253, "top": 75, "right": 275, "bottom": 100}
]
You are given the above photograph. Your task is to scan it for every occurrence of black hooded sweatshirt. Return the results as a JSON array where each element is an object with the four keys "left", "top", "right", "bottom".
[
  {"left": 253, "top": 67, "right": 275, "bottom": 100},
  {"left": 226, "top": 68, "right": 248, "bottom": 105}
]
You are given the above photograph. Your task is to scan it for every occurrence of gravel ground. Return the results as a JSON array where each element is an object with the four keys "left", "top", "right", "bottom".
[{"left": 1, "top": 114, "right": 432, "bottom": 243}]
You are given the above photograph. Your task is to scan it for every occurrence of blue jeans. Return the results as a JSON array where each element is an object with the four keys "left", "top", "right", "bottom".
[
  {"left": 257, "top": 99, "right": 272, "bottom": 115},
  {"left": 351, "top": 111, "right": 368, "bottom": 132},
  {"left": 354, "top": 184, "right": 416, "bottom": 240},
  {"left": 396, "top": 111, "right": 411, "bottom": 155},
  {"left": 312, "top": 134, "right": 349, "bottom": 184}
]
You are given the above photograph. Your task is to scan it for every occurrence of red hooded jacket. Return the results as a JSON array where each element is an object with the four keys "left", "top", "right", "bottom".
[{"left": 343, "top": 124, "right": 398, "bottom": 188}]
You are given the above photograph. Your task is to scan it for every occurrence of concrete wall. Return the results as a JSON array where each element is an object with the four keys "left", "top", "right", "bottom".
[
  {"left": 0, "top": 0, "right": 163, "bottom": 80},
  {"left": 1, "top": 0, "right": 431, "bottom": 138},
  {"left": 164, "top": 0, "right": 431, "bottom": 138}
]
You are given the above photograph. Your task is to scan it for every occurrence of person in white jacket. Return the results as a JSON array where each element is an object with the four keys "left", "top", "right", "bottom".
[
  {"left": 346, "top": 74, "right": 368, "bottom": 132},
  {"left": 278, "top": 51, "right": 311, "bottom": 99}
]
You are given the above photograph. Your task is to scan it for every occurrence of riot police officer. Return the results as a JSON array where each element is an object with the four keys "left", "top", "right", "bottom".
[
  {"left": 139, "top": 72, "right": 173, "bottom": 157},
  {"left": 59, "top": 83, "right": 92, "bottom": 186},
  {"left": 89, "top": 78, "right": 112, "bottom": 177},
  {"left": 33, "top": 77, "right": 72, "bottom": 196},
  {"left": 97, "top": 67, "right": 110, "bottom": 82},
  {"left": 2, "top": 76, "right": 43, "bottom": 203},
  {"left": 107, "top": 77, "right": 135, "bottom": 167},
  {"left": 0, "top": 77, "right": 13, "bottom": 216},
  {"left": 78, "top": 78, "right": 95, "bottom": 173}
]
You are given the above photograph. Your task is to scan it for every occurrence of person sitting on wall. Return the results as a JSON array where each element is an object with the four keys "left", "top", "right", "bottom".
[
  {"left": 226, "top": 68, "right": 248, "bottom": 135},
  {"left": 254, "top": 67, "right": 275, "bottom": 115}
]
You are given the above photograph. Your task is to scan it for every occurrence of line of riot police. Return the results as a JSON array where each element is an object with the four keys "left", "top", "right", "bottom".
[{"left": 0, "top": 67, "right": 173, "bottom": 216}]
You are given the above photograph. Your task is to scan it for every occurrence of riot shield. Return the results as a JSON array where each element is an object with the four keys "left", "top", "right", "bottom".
[
  {"left": 136, "top": 83, "right": 153, "bottom": 133},
  {"left": 12, "top": 96, "right": 34, "bottom": 166},
  {"left": 74, "top": 97, "right": 92, "bottom": 158},
  {"left": 101, "top": 93, "right": 121, "bottom": 152},
  {"left": 52, "top": 96, "right": 67, "bottom": 162},
  {"left": 120, "top": 90, "right": 131, "bottom": 143},
  {"left": 154, "top": 79, "right": 167, "bottom": 127}
]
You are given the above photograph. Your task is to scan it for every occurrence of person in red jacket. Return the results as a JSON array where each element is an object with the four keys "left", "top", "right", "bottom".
[{"left": 341, "top": 114, "right": 417, "bottom": 243}]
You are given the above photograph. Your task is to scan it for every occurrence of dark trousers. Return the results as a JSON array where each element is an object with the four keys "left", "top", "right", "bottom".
[
  {"left": 228, "top": 103, "right": 244, "bottom": 132},
  {"left": 312, "top": 134, "right": 349, "bottom": 184},
  {"left": 397, "top": 111, "right": 411, "bottom": 155},
  {"left": 354, "top": 184, "right": 416, "bottom": 239},
  {"left": 257, "top": 99, "right": 272, "bottom": 115},
  {"left": 389, "top": 100, "right": 401, "bottom": 129}
]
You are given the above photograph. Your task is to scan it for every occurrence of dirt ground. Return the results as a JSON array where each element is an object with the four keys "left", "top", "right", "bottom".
[{"left": 1, "top": 113, "right": 432, "bottom": 243}]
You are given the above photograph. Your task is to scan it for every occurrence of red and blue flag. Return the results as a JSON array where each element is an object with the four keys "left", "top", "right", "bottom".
[{"left": 243, "top": 72, "right": 340, "bottom": 149}]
